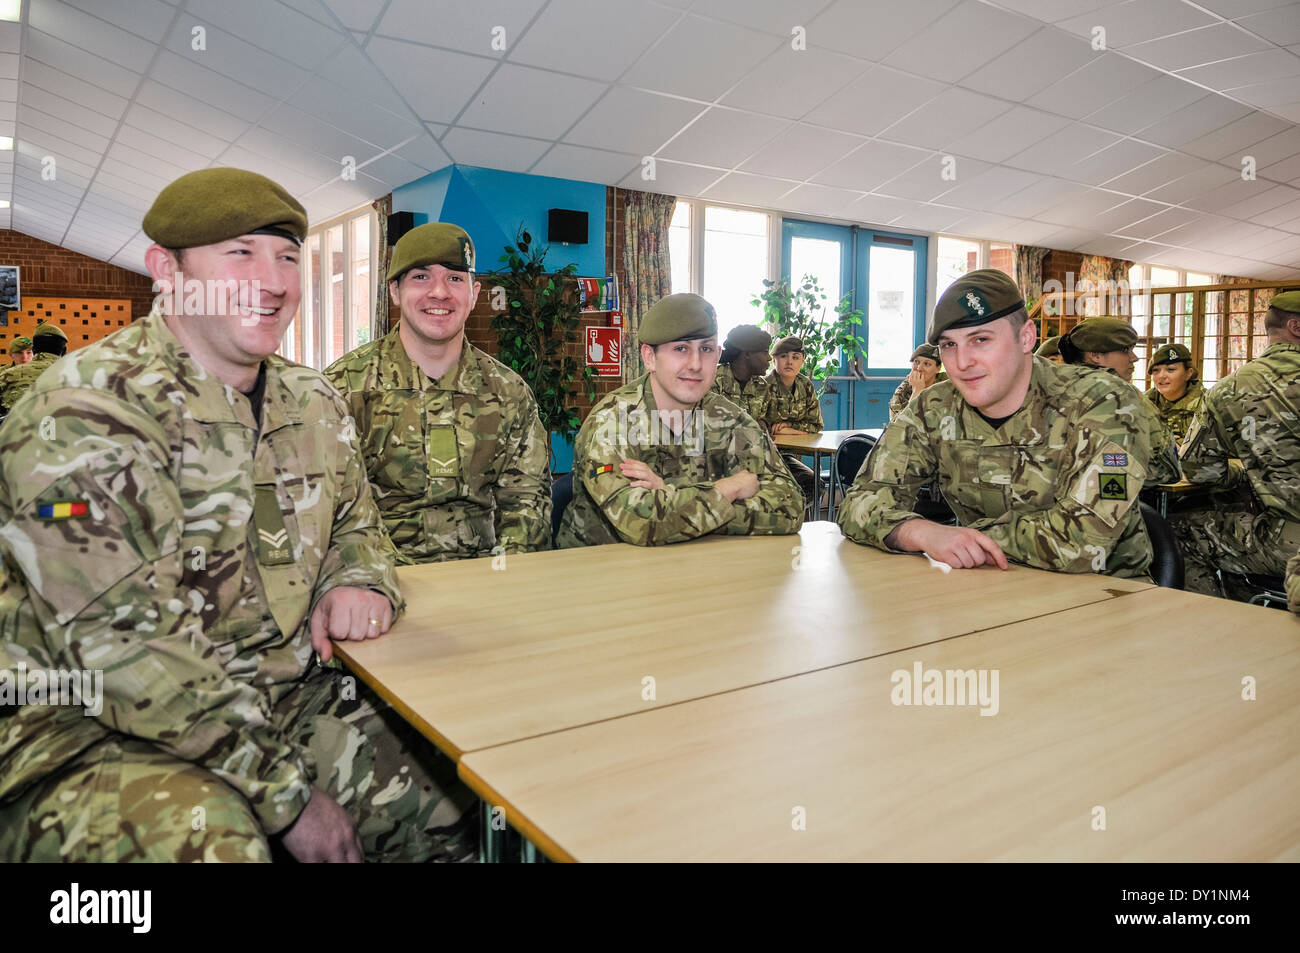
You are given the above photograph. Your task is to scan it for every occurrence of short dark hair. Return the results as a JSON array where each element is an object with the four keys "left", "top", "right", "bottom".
[
  {"left": 1265, "top": 306, "right": 1298, "bottom": 333},
  {"left": 33, "top": 337, "right": 67, "bottom": 358}
]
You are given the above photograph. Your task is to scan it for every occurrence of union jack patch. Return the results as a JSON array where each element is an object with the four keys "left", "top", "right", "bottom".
[{"left": 1103, "top": 453, "right": 1128, "bottom": 467}]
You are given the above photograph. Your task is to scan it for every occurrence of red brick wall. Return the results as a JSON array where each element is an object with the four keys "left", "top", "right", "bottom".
[{"left": 0, "top": 229, "right": 157, "bottom": 325}]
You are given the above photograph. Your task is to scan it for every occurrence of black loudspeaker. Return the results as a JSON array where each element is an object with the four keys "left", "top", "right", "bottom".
[
  {"left": 387, "top": 211, "right": 415, "bottom": 245},
  {"left": 548, "top": 208, "right": 588, "bottom": 244}
]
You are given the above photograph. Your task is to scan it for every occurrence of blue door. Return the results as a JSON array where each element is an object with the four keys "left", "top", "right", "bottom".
[{"left": 782, "top": 220, "right": 928, "bottom": 430}]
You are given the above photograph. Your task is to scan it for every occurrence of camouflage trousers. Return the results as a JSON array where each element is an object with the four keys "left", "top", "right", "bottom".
[
  {"left": 1170, "top": 504, "right": 1300, "bottom": 598},
  {"left": 0, "top": 666, "right": 478, "bottom": 862},
  {"left": 781, "top": 452, "right": 820, "bottom": 507}
]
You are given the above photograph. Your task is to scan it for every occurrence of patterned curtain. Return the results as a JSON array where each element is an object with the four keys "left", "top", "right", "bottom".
[
  {"left": 1077, "top": 254, "right": 1133, "bottom": 316},
  {"left": 1014, "top": 245, "right": 1049, "bottom": 310},
  {"left": 372, "top": 194, "right": 392, "bottom": 338},
  {"left": 621, "top": 189, "right": 677, "bottom": 378}
]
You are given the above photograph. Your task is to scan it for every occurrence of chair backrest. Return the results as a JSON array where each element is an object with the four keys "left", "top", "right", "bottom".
[
  {"left": 551, "top": 472, "right": 574, "bottom": 546},
  {"left": 1139, "top": 501, "right": 1184, "bottom": 589},
  {"left": 835, "top": 434, "right": 878, "bottom": 491}
]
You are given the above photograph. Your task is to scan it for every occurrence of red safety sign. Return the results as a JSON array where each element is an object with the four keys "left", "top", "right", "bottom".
[{"left": 586, "top": 326, "right": 621, "bottom": 377}]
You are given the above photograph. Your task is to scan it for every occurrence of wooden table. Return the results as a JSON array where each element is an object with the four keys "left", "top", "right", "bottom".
[
  {"left": 773, "top": 429, "right": 883, "bottom": 520},
  {"left": 459, "top": 587, "right": 1300, "bottom": 861},
  {"left": 334, "top": 522, "right": 1148, "bottom": 760}
]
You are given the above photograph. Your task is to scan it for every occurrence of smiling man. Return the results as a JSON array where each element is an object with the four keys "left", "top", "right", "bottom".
[
  {"left": 837, "top": 270, "right": 1180, "bottom": 577},
  {"left": 0, "top": 168, "right": 473, "bottom": 863},
  {"left": 326, "top": 222, "right": 550, "bottom": 564},
  {"left": 558, "top": 293, "right": 802, "bottom": 547}
]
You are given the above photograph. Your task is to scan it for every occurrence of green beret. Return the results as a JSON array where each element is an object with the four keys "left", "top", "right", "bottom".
[
  {"left": 638, "top": 293, "right": 718, "bottom": 346},
  {"left": 772, "top": 335, "right": 804, "bottom": 356},
  {"left": 1035, "top": 335, "right": 1061, "bottom": 358},
  {"left": 724, "top": 324, "right": 772, "bottom": 353},
  {"left": 1066, "top": 317, "right": 1138, "bottom": 354},
  {"left": 387, "top": 223, "right": 475, "bottom": 281},
  {"left": 1268, "top": 290, "right": 1300, "bottom": 315},
  {"left": 910, "top": 343, "right": 940, "bottom": 363},
  {"left": 143, "top": 168, "right": 307, "bottom": 248},
  {"left": 7, "top": 335, "right": 32, "bottom": 354},
  {"left": 33, "top": 323, "right": 67, "bottom": 341},
  {"left": 1149, "top": 342, "right": 1192, "bottom": 366},
  {"left": 929, "top": 269, "right": 1024, "bottom": 345}
]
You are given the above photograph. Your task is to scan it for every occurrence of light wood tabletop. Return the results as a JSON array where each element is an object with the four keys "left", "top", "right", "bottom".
[
  {"left": 459, "top": 586, "right": 1300, "bottom": 862},
  {"left": 334, "top": 521, "right": 1150, "bottom": 760},
  {"left": 772, "top": 429, "right": 881, "bottom": 454}
]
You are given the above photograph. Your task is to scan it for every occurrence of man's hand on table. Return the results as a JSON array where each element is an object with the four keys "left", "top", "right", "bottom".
[
  {"left": 280, "top": 787, "right": 363, "bottom": 863},
  {"left": 310, "top": 587, "right": 394, "bottom": 662},
  {"left": 887, "top": 519, "right": 1009, "bottom": 570},
  {"left": 715, "top": 470, "right": 759, "bottom": 503}
]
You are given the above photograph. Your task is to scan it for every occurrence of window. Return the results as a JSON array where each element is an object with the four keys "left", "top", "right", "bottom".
[
  {"left": 669, "top": 202, "right": 691, "bottom": 295},
  {"left": 936, "top": 236, "right": 979, "bottom": 302},
  {"left": 281, "top": 205, "right": 377, "bottom": 369},
  {"left": 670, "top": 199, "right": 775, "bottom": 342}
]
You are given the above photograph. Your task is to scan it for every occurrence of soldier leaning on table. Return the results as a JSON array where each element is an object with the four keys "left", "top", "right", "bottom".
[
  {"left": 325, "top": 222, "right": 551, "bottom": 565},
  {"left": 558, "top": 293, "right": 803, "bottom": 547},
  {"left": 764, "top": 335, "right": 823, "bottom": 507},
  {"left": 0, "top": 167, "right": 475, "bottom": 863},
  {"left": 888, "top": 343, "right": 946, "bottom": 421},
  {"left": 1169, "top": 291, "right": 1300, "bottom": 599},
  {"left": 837, "top": 269, "right": 1180, "bottom": 577},
  {"left": 711, "top": 323, "right": 772, "bottom": 423}
]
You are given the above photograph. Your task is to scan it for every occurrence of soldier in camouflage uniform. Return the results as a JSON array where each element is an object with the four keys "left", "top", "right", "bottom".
[
  {"left": 1035, "top": 335, "right": 1063, "bottom": 364},
  {"left": 0, "top": 323, "right": 67, "bottom": 417},
  {"left": 326, "top": 223, "right": 550, "bottom": 564},
  {"left": 838, "top": 270, "right": 1181, "bottom": 577},
  {"left": 888, "top": 343, "right": 946, "bottom": 421},
  {"left": 558, "top": 294, "right": 802, "bottom": 547},
  {"left": 711, "top": 324, "right": 771, "bottom": 423},
  {"left": 6, "top": 335, "right": 32, "bottom": 367},
  {"left": 0, "top": 168, "right": 475, "bottom": 863},
  {"left": 1287, "top": 548, "right": 1300, "bottom": 614},
  {"left": 1170, "top": 292, "right": 1300, "bottom": 598},
  {"left": 764, "top": 335, "right": 823, "bottom": 505},
  {"left": 1144, "top": 342, "right": 1206, "bottom": 445}
]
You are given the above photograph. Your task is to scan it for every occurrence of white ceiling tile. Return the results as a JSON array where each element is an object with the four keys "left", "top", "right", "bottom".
[
  {"left": 802, "top": 64, "right": 946, "bottom": 138},
  {"left": 1181, "top": 48, "right": 1300, "bottom": 90},
  {"left": 1102, "top": 151, "right": 1208, "bottom": 195},
  {"left": 1186, "top": 175, "right": 1278, "bottom": 211},
  {"left": 620, "top": 14, "right": 778, "bottom": 101},
  {"left": 693, "top": 0, "right": 830, "bottom": 35},
  {"left": 254, "top": 104, "right": 379, "bottom": 163},
  {"left": 1223, "top": 181, "right": 1300, "bottom": 219},
  {"left": 1144, "top": 162, "right": 1240, "bottom": 203},
  {"left": 1245, "top": 193, "right": 1300, "bottom": 227},
  {"left": 19, "top": 86, "right": 120, "bottom": 139},
  {"left": 1232, "top": 124, "right": 1300, "bottom": 168},
  {"left": 319, "top": 0, "right": 388, "bottom": 33},
  {"left": 741, "top": 123, "right": 865, "bottom": 181},
  {"left": 948, "top": 212, "right": 1031, "bottom": 240},
  {"left": 1230, "top": 74, "right": 1300, "bottom": 107},
  {"left": 1005, "top": 123, "right": 1122, "bottom": 175},
  {"left": 1235, "top": 5, "right": 1300, "bottom": 46},
  {"left": 376, "top": 0, "right": 546, "bottom": 60},
  {"left": 889, "top": 203, "right": 967, "bottom": 232},
  {"left": 1084, "top": 75, "right": 1207, "bottom": 135},
  {"left": 104, "top": 142, "right": 193, "bottom": 182},
  {"left": 659, "top": 107, "right": 789, "bottom": 168},
  {"left": 808, "top": 138, "right": 931, "bottom": 191},
  {"left": 1057, "top": 0, "right": 1218, "bottom": 47},
  {"left": 23, "top": 26, "right": 142, "bottom": 98},
  {"left": 808, "top": 0, "right": 961, "bottom": 61},
  {"left": 1039, "top": 225, "right": 1106, "bottom": 250},
  {"left": 884, "top": 154, "right": 991, "bottom": 202},
  {"left": 1135, "top": 94, "right": 1253, "bottom": 148},
  {"left": 134, "top": 80, "right": 249, "bottom": 141},
  {"left": 617, "top": 159, "right": 725, "bottom": 197},
  {"left": 880, "top": 87, "right": 1012, "bottom": 151},
  {"left": 960, "top": 26, "right": 1097, "bottom": 102},
  {"left": 510, "top": 0, "right": 680, "bottom": 82},
  {"left": 530, "top": 145, "right": 642, "bottom": 185},
  {"left": 1037, "top": 187, "right": 1130, "bottom": 226},
  {"left": 780, "top": 183, "right": 869, "bottom": 219},
  {"left": 440, "top": 128, "right": 552, "bottom": 174},
  {"left": 948, "top": 106, "right": 1071, "bottom": 164},
  {"left": 0, "top": 20, "right": 20, "bottom": 54},
  {"left": 934, "top": 166, "right": 1045, "bottom": 211},
  {"left": 700, "top": 171, "right": 800, "bottom": 206},
  {"left": 29, "top": 0, "right": 156, "bottom": 66},
  {"left": 1267, "top": 101, "right": 1300, "bottom": 124},
  {"left": 289, "top": 78, "right": 421, "bottom": 151},
  {"left": 565, "top": 87, "right": 703, "bottom": 155},
  {"left": 356, "top": 151, "right": 434, "bottom": 191},
  {"left": 394, "top": 134, "right": 452, "bottom": 173},
  {"left": 992, "top": 0, "right": 1132, "bottom": 25},
  {"left": 1125, "top": 23, "right": 1271, "bottom": 71},
  {"left": 458, "top": 64, "right": 608, "bottom": 140},
  {"left": 883, "top": 1, "right": 1039, "bottom": 84},
  {"left": 1088, "top": 197, "right": 1168, "bottom": 232},
  {"left": 313, "top": 42, "right": 413, "bottom": 118},
  {"left": 115, "top": 119, "right": 215, "bottom": 170},
  {"left": 151, "top": 50, "right": 275, "bottom": 123},
  {"left": 721, "top": 46, "right": 869, "bottom": 121},
  {"left": 184, "top": 0, "right": 346, "bottom": 70},
  {"left": 996, "top": 176, "right": 1091, "bottom": 218},
  {"left": 1027, "top": 54, "right": 1161, "bottom": 120},
  {"left": 1181, "top": 110, "right": 1291, "bottom": 161},
  {"left": 1115, "top": 206, "right": 1204, "bottom": 240},
  {"left": 217, "top": 146, "right": 321, "bottom": 196},
  {"left": 1077, "top": 234, "right": 1146, "bottom": 256},
  {"left": 21, "top": 59, "right": 128, "bottom": 124},
  {"left": 17, "top": 120, "right": 105, "bottom": 167},
  {"left": 1068, "top": 139, "right": 1168, "bottom": 187},
  {"left": 843, "top": 193, "right": 911, "bottom": 225},
  {"left": 365, "top": 37, "right": 496, "bottom": 126}
]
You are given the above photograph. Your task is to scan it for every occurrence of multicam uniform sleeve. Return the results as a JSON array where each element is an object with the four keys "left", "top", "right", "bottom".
[
  {"left": 786, "top": 378, "right": 823, "bottom": 432},
  {"left": 311, "top": 390, "right": 405, "bottom": 617},
  {"left": 972, "top": 391, "right": 1157, "bottom": 574},
  {"left": 1178, "top": 392, "right": 1239, "bottom": 489},
  {"left": 0, "top": 391, "right": 312, "bottom": 835},
  {"left": 1286, "top": 549, "right": 1300, "bottom": 615},
  {"left": 887, "top": 380, "right": 912, "bottom": 422},
  {"left": 1138, "top": 398, "right": 1183, "bottom": 486},
  {"left": 719, "top": 421, "right": 803, "bottom": 536},
  {"left": 491, "top": 387, "right": 552, "bottom": 554},
  {"left": 836, "top": 408, "right": 934, "bottom": 549}
]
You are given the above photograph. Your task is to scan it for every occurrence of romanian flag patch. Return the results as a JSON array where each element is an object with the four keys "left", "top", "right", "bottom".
[
  {"left": 37, "top": 501, "right": 89, "bottom": 520},
  {"left": 589, "top": 464, "right": 614, "bottom": 477}
]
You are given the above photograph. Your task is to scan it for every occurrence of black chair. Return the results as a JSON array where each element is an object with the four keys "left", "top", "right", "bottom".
[
  {"left": 834, "top": 434, "right": 877, "bottom": 499},
  {"left": 1139, "top": 501, "right": 1184, "bottom": 589},
  {"left": 1218, "top": 571, "right": 1289, "bottom": 609},
  {"left": 551, "top": 472, "right": 574, "bottom": 546}
]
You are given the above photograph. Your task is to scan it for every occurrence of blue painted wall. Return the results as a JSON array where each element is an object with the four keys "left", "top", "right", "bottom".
[{"left": 390, "top": 164, "right": 606, "bottom": 276}]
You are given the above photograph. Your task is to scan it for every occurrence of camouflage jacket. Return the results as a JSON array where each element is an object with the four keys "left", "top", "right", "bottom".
[
  {"left": 1180, "top": 342, "right": 1300, "bottom": 522},
  {"left": 0, "top": 352, "right": 58, "bottom": 415},
  {"left": 712, "top": 363, "right": 770, "bottom": 424},
  {"left": 763, "top": 370, "right": 822, "bottom": 432},
  {"left": 1287, "top": 549, "right": 1300, "bottom": 614},
  {"left": 1144, "top": 380, "right": 1206, "bottom": 444},
  {"left": 557, "top": 373, "right": 804, "bottom": 547},
  {"left": 0, "top": 308, "right": 403, "bottom": 833},
  {"left": 325, "top": 330, "right": 551, "bottom": 564},
  {"left": 837, "top": 358, "right": 1182, "bottom": 577},
  {"left": 888, "top": 372, "right": 948, "bottom": 421}
]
